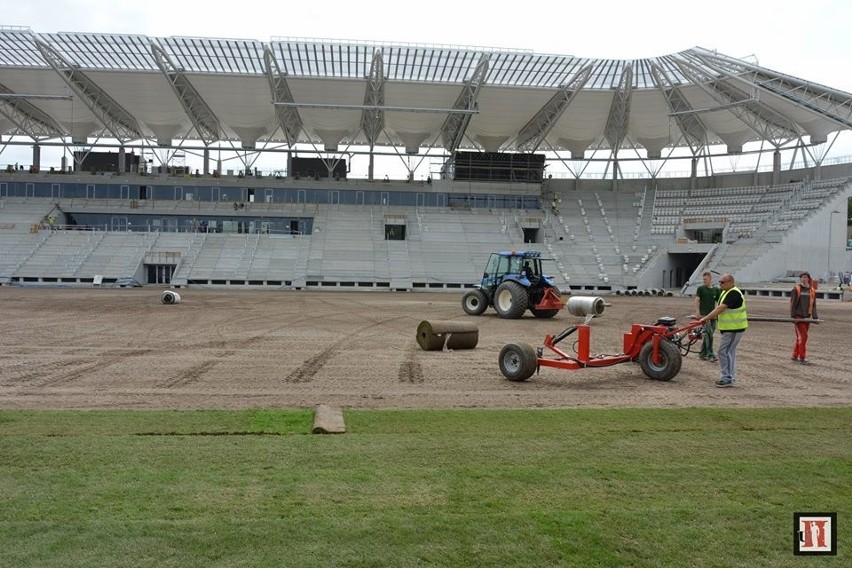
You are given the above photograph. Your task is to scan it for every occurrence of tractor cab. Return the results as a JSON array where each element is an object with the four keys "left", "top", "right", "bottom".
[{"left": 479, "top": 251, "right": 545, "bottom": 292}]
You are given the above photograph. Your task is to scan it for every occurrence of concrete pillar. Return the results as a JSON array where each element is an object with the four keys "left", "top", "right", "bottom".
[
  {"left": 32, "top": 144, "right": 41, "bottom": 171},
  {"left": 203, "top": 148, "right": 210, "bottom": 175},
  {"left": 118, "top": 146, "right": 126, "bottom": 173},
  {"left": 772, "top": 149, "right": 781, "bottom": 186},
  {"left": 690, "top": 157, "right": 698, "bottom": 190},
  {"left": 61, "top": 155, "right": 67, "bottom": 173},
  {"left": 368, "top": 149, "right": 374, "bottom": 181}
]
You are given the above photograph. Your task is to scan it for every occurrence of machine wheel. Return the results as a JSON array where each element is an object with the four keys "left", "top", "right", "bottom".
[
  {"left": 494, "top": 281, "right": 528, "bottom": 319},
  {"left": 461, "top": 289, "right": 489, "bottom": 316},
  {"left": 637, "top": 339, "right": 682, "bottom": 381},
  {"left": 498, "top": 343, "right": 538, "bottom": 382}
]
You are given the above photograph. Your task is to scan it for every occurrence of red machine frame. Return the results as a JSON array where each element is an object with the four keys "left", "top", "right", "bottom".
[
  {"left": 499, "top": 317, "right": 707, "bottom": 382},
  {"left": 533, "top": 286, "right": 566, "bottom": 312}
]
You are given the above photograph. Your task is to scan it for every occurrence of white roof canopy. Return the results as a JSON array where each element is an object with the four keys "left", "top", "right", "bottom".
[{"left": 2, "top": 28, "right": 852, "bottom": 164}]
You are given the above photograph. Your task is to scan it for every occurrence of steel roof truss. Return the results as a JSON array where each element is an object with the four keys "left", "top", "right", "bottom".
[
  {"left": 603, "top": 66, "right": 634, "bottom": 150},
  {"left": 0, "top": 84, "right": 66, "bottom": 139},
  {"left": 693, "top": 49, "right": 852, "bottom": 131},
  {"left": 717, "top": 80, "right": 800, "bottom": 139},
  {"left": 650, "top": 63, "right": 707, "bottom": 152},
  {"left": 360, "top": 50, "right": 385, "bottom": 148},
  {"left": 515, "top": 64, "right": 594, "bottom": 152},
  {"left": 151, "top": 43, "right": 221, "bottom": 145},
  {"left": 34, "top": 36, "right": 143, "bottom": 141},
  {"left": 674, "top": 59, "right": 796, "bottom": 146},
  {"left": 757, "top": 74, "right": 852, "bottom": 128},
  {"left": 264, "top": 46, "right": 303, "bottom": 147},
  {"left": 688, "top": 52, "right": 802, "bottom": 142},
  {"left": 440, "top": 54, "right": 489, "bottom": 153}
]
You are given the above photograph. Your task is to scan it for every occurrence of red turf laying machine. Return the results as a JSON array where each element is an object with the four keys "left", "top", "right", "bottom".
[{"left": 498, "top": 296, "right": 706, "bottom": 382}]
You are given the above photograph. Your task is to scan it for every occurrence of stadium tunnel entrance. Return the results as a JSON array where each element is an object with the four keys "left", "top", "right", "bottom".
[
  {"left": 522, "top": 227, "right": 540, "bottom": 243},
  {"left": 662, "top": 252, "right": 705, "bottom": 288},
  {"left": 145, "top": 251, "right": 179, "bottom": 284},
  {"left": 146, "top": 264, "right": 175, "bottom": 284}
]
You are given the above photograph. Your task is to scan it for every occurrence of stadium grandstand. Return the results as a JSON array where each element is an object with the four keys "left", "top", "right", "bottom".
[{"left": 0, "top": 27, "right": 850, "bottom": 295}]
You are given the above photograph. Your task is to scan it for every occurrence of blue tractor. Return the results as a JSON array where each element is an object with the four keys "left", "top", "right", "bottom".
[{"left": 461, "top": 251, "right": 565, "bottom": 319}]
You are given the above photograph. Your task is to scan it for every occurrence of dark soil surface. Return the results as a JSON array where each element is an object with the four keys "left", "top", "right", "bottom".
[{"left": 1, "top": 288, "right": 849, "bottom": 410}]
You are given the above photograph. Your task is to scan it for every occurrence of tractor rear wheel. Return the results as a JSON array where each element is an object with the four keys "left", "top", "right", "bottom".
[
  {"left": 637, "top": 339, "right": 682, "bottom": 381},
  {"left": 461, "top": 289, "right": 488, "bottom": 316},
  {"left": 494, "top": 281, "right": 528, "bottom": 319},
  {"left": 498, "top": 343, "right": 538, "bottom": 381}
]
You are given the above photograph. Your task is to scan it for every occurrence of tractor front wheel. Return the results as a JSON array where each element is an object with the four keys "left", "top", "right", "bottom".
[
  {"left": 461, "top": 289, "right": 489, "bottom": 316},
  {"left": 498, "top": 343, "right": 538, "bottom": 381},
  {"left": 494, "top": 281, "right": 528, "bottom": 319},
  {"left": 637, "top": 339, "right": 682, "bottom": 381}
]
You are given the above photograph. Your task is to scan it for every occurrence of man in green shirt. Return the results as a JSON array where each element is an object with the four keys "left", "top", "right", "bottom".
[{"left": 693, "top": 271, "right": 721, "bottom": 361}]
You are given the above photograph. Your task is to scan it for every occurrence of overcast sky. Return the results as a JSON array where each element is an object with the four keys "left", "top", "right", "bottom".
[{"left": 8, "top": 0, "right": 852, "bottom": 91}]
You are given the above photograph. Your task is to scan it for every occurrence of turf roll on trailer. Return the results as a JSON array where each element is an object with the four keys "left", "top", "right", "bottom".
[
  {"left": 565, "top": 296, "right": 606, "bottom": 319},
  {"left": 416, "top": 320, "right": 479, "bottom": 351}
]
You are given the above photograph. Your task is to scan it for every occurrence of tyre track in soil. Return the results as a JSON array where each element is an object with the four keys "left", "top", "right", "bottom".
[
  {"left": 3, "top": 296, "right": 246, "bottom": 391},
  {"left": 155, "top": 309, "right": 342, "bottom": 389},
  {"left": 154, "top": 309, "right": 272, "bottom": 388},
  {"left": 7, "top": 307, "right": 245, "bottom": 391},
  {"left": 395, "top": 301, "right": 463, "bottom": 385},
  {"left": 2, "top": 290, "right": 445, "bottom": 393},
  {"left": 0, "top": 358, "right": 82, "bottom": 388},
  {"left": 283, "top": 313, "right": 410, "bottom": 384},
  {"left": 398, "top": 345, "right": 424, "bottom": 384},
  {"left": 363, "top": 297, "right": 457, "bottom": 386},
  {"left": 151, "top": 312, "right": 237, "bottom": 389},
  {"left": 158, "top": 351, "right": 237, "bottom": 388},
  {"left": 21, "top": 349, "right": 154, "bottom": 388},
  {"left": 286, "top": 289, "right": 458, "bottom": 386}
]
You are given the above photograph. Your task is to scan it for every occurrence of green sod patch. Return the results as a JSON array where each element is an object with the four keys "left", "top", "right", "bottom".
[{"left": 0, "top": 408, "right": 849, "bottom": 567}]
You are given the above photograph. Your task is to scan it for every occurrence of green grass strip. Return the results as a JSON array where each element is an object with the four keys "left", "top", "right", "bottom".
[{"left": 0, "top": 407, "right": 849, "bottom": 567}]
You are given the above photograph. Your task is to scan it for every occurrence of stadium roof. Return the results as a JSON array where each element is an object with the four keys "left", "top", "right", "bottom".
[{"left": 2, "top": 27, "right": 852, "bottom": 167}]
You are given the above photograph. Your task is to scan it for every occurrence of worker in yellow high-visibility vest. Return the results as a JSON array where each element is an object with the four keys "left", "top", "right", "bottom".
[{"left": 699, "top": 273, "right": 747, "bottom": 387}]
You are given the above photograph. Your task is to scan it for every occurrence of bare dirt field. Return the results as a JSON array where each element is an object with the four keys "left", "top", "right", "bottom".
[{"left": 0, "top": 287, "right": 849, "bottom": 410}]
